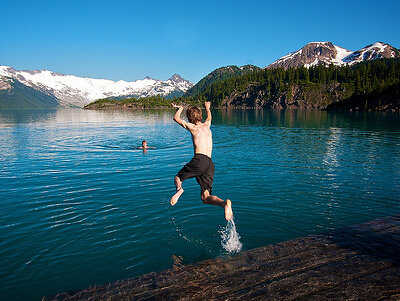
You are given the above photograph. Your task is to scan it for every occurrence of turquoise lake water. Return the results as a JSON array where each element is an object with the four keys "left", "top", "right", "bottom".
[{"left": 0, "top": 108, "right": 399, "bottom": 300}]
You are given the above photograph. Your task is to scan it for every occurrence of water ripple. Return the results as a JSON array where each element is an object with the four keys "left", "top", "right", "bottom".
[{"left": 0, "top": 109, "right": 399, "bottom": 301}]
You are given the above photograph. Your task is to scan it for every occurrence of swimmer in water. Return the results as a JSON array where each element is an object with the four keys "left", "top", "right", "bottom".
[
  {"left": 169, "top": 101, "right": 233, "bottom": 221},
  {"left": 138, "top": 140, "right": 155, "bottom": 151}
]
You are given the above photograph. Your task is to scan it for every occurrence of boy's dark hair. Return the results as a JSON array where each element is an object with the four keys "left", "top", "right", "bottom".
[{"left": 186, "top": 106, "right": 202, "bottom": 124}]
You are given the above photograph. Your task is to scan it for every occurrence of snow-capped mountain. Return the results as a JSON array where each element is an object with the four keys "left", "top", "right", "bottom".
[
  {"left": 0, "top": 66, "right": 193, "bottom": 107},
  {"left": 165, "top": 73, "right": 193, "bottom": 92},
  {"left": 267, "top": 42, "right": 400, "bottom": 69},
  {"left": 342, "top": 42, "right": 399, "bottom": 64}
]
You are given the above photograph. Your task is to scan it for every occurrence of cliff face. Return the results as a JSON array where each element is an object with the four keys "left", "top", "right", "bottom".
[
  {"left": 327, "top": 82, "right": 400, "bottom": 112},
  {"left": 221, "top": 82, "right": 352, "bottom": 110}
]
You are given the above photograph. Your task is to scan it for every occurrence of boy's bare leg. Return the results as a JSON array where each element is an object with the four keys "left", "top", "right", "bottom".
[
  {"left": 202, "top": 190, "right": 233, "bottom": 221},
  {"left": 170, "top": 176, "right": 184, "bottom": 206},
  {"left": 224, "top": 199, "right": 233, "bottom": 221}
]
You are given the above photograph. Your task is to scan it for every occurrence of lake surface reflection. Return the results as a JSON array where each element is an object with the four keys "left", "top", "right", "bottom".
[{"left": 0, "top": 108, "right": 399, "bottom": 300}]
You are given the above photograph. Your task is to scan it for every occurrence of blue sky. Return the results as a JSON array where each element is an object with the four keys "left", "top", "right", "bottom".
[{"left": 2, "top": 0, "right": 399, "bottom": 83}]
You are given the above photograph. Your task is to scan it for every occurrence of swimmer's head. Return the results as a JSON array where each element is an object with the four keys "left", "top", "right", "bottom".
[
  {"left": 186, "top": 106, "right": 202, "bottom": 124},
  {"left": 142, "top": 140, "right": 147, "bottom": 148}
]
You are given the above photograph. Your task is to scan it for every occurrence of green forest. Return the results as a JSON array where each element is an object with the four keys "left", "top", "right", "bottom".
[
  {"left": 184, "top": 65, "right": 260, "bottom": 97},
  {"left": 184, "top": 58, "right": 400, "bottom": 108},
  {"left": 84, "top": 95, "right": 202, "bottom": 110}
]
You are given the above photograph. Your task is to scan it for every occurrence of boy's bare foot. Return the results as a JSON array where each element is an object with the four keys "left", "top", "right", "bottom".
[
  {"left": 224, "top": 199, "right": 233, "bottom": 221},
  {"left": 170, "top": 188, "right": 184, "bottom": 206}
]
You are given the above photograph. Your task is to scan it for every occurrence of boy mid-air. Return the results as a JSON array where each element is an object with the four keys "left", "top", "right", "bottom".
[{"left": 170, "top": 101, "right": 233, "bottom": 221}]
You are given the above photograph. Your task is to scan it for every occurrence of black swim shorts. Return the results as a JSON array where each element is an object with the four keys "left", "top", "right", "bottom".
[{"left": 177, "top": 153, "right": 215, "bottom": 194}]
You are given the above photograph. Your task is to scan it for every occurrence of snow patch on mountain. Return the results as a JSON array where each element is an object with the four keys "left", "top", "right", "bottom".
[
  {"left": 304, "top": 58, "right": 320, "bottom": 68},
  {"left": 332, "top": 45, "right": 353, "bottom": 65},
  {"left": 342, "top": 42, "right": 394, "bottom": 65},
  {"left": 0, "top": 76, "right": 13, "bottom": 90},
  {"left": 274, "top": 48, "right": 303, "bottom": 65}
]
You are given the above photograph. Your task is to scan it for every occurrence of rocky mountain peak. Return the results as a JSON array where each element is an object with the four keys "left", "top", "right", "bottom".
[
  {"left": 168, "top": 73, "right": 183, "bottom": 81},
  {"left": 343, "top": 42, "right": 400, "bottom": 64},
  {"left": 166, "top": 73, "right": 193, "bottom": 93},
  {"left": 268, "top": 41, "right": 347, "bottom": 69},
  {"left": 267, "top": 41, "right": 399, "bottom": 70}
]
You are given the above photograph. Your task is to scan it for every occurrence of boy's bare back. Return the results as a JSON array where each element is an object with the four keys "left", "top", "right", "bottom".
[
  {"left": 188, "top": 122, "right": 213, "bottom": 158},
  {"left": 172, "top": 101, "right": 213, "bottom": 158}
]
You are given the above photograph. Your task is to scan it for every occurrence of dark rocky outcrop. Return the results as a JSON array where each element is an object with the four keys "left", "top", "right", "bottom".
[
  {"left": 327, "top": 82, "right": 400, "bottom": 112},
  {"left": 221, "top": 82, "right": 353, "bottom": 110},
  {"left": 46, "top": 215, "right": 400, "bottom": 300}
]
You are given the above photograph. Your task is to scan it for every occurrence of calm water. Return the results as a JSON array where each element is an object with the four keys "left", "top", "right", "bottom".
[{"left": 1, "top": 108, "right": 399, "bottom": 300}]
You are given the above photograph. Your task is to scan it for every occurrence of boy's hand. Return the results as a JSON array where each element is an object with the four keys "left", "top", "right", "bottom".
[
  {"left": 204, "top": 101, "right": 211, "bottom": 110},
  {"left": 171, "top": 103, "right": 183, "bottom": 109}
]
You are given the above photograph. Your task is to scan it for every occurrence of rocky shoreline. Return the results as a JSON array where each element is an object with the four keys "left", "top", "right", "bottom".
[
  {"left": 220, "top": 82, "right": 400, "bottom": 112},
  {"left": 45, "top": 215, "right": 400, "bottom": 300},
  {"left": 84, "top": 102, "right": 171, "bottom": 110}
]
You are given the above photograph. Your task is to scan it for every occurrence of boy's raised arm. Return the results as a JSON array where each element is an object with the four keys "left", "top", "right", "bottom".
[
  {"left": 172, "top": 103, "right": 192, "bottom": 130},
  {"left": 172, "top": 103, "right": 183, "bottom": 122},
  {"left": 204, "top": 101, "right": 212, "bottom": 126}
]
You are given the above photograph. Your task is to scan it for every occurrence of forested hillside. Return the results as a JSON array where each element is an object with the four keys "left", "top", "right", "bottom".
[
  {"left": 185, "top": 65, "right": 260, "bottom": 97},
  {"left": 183, "top": 58, "right": 400, "bottom": 110}
]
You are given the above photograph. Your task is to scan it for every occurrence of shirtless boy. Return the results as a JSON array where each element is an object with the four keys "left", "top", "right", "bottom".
[{"left": 170, "top": 101, "right": 233, "bottom": 221}]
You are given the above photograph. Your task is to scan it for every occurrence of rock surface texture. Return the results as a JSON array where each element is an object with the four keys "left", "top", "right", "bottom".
[{"left": 221, "top": 82, "right": 351, "bottom": 110}]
